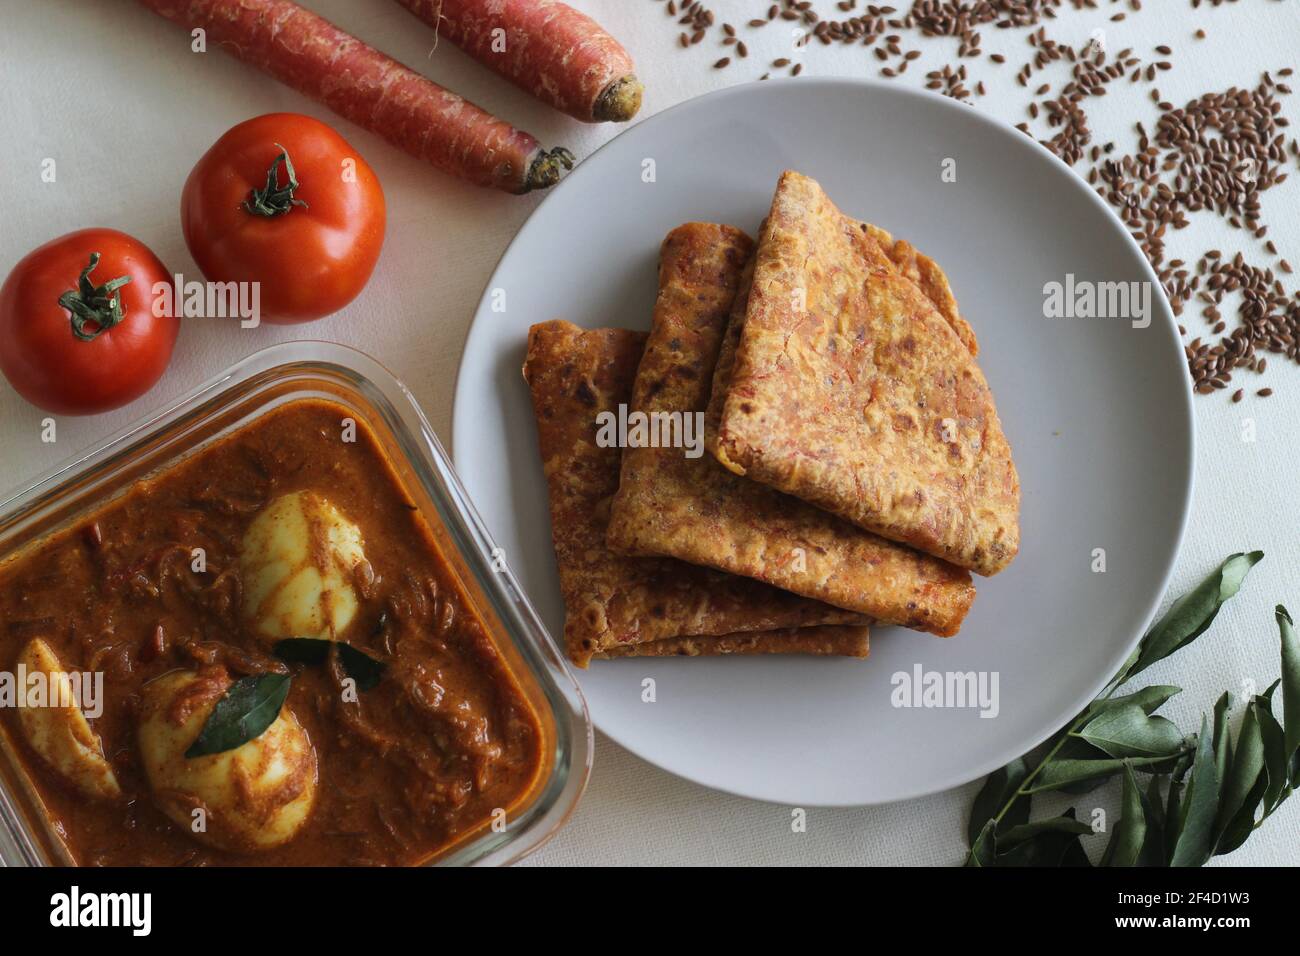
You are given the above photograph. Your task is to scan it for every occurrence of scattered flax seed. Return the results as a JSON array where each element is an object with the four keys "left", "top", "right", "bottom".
[
  {"left": 1259, "top": 388, "right": 1274, "bottom": 398},
  {"left": 646, "top": 0, "right": 1299, "bottom": 401}
]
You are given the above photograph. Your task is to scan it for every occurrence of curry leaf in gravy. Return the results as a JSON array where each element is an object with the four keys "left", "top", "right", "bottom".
[
  {"left": 185, "top": 673, "right": 291, "bottom": 758},
  {"left": 338, "top": 643, "right": 386, "bottom": 691},
  {"left": 272, "top": 637, "right": 387, "bottom": 691},
  {"left": 272, "top": 637, "right": 333, "bottom": 665}
]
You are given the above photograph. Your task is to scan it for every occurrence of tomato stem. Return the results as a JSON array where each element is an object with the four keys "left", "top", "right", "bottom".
[
  {"left": 58, "top": 253, "right": 132, "bottom": 342},
  {"left": 243, "top": 143, "right": 309, "bottom": 217}
]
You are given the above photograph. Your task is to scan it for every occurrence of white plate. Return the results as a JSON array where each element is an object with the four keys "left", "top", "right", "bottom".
[{"left": 452, "top": 79, "right": 1194, "bottom": 806}]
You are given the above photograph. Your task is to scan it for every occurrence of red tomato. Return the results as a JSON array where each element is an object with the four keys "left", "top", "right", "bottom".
[
  {"left": 0, "top": 229, "right": 178, "bottom": 416},
  {"left": 181, "top": 113, "right": 386, "bottom": 324}
]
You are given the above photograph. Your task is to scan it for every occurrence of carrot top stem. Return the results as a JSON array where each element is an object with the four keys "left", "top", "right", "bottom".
[
  {"left": 594, "top": 76, "right": 644, "bottom": 123},
  {"left": 523, "top": 147, "right": 576, "bottom": 193},
  {"left": 244, "top": 144, "right": 310, "bottom": 216}
]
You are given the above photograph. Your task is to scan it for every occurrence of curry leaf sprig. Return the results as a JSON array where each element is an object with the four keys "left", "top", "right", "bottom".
[{"left": 966, "top": 551, "right": 1299, "bottom": 867}]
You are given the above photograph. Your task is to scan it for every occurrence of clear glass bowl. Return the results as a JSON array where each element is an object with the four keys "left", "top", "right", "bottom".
[{"left": 0, "top": 342, "right": 591, "bottom": 867}]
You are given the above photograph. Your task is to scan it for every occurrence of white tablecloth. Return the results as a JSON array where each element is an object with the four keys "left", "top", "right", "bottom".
[{"left": 1, "top": 0, "right": 1297, "bottom": 866}]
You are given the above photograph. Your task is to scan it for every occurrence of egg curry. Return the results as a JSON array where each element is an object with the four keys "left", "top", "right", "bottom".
[{"left": 0, "top": 399, "right": 544, "bottom": 865}]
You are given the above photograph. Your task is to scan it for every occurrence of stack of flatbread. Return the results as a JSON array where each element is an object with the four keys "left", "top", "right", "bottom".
[{"left": 524, "top": 171, "right": 1020, "bottom": 667}]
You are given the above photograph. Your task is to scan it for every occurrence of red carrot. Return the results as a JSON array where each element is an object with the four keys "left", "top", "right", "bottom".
[
  {"left": 396, "top": 0, "right": 642, "bottom": 123},
  {"left": 137, "top": 0, "right": 573, "bottom": 192}
]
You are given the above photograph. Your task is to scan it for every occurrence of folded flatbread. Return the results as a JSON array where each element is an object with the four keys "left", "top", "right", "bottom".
[
  {"left": 607, "top": 223, "right": 974, "bottom": 636},
  {"left": 594, "top": 625, "right": 870, "bottom": 659},
  {"left": 708, "top": 171, "right": 1020, "bottom": 576},
  {"left": 523, "top": 320, "right": 869, "bottom": 667}
]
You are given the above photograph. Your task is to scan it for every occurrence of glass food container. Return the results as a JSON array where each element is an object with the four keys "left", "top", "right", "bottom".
[{"left": 0, "top": 342, "right": 591, "bottom": 867}]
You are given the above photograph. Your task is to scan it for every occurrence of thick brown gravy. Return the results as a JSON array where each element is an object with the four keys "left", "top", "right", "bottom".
[{"left": 0, "top": 399, "right": 542, "bottom": 865}]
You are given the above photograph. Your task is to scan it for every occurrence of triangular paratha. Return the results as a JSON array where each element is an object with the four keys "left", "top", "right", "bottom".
[
  {"left": 606, "top": 222, "right": 974, "bottom": 635},
  {"left": 708, "top": 171, "right": 1020, "bottom": 576}
]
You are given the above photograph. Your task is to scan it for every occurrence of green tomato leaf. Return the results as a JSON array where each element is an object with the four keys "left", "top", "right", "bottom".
[
  {"left": 967, "top": 756, "right": 1030, "bottom": 848},
  {"left": 1129, "top": 552, "right": 1263, "bottom": 681},
  {"left": 1078, "top": 702, "right": 1187, "bottom": 759},
  {"left": 1169, "top": 717, "right": 1220, "bottom": 867},
  {"left": 1101, "top": 762, "right": 1147, "bottom": 867},
  {"left": 185, "top": 673, "right": 291, "bottom": 758}
]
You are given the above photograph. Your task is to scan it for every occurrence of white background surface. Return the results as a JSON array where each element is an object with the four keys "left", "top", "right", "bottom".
[{"left": 1, "top": 0, "right": 1297, "bottom": 865}]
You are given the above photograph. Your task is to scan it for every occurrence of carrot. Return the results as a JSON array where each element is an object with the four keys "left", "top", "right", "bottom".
[
  {"left": 396, "top": 0, "right": 642, "bottom": 123},
  {"left": 136, "top": 0, "right": 573, "bottom": 193}
]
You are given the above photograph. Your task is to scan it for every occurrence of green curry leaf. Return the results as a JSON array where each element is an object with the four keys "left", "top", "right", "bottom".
[
  {"left": 1277, "top": 606, "right": 1300, "bottom": 785},
  {"left": 185, "top": 673, "right": 291, "bottom": 758},
  {"left": 1168, "top": 717, "right": 1220, "bottom": 867},
  {"left": 961, "top": 551, "right": 1287, "bottom": 868},
  {"left": 1128, "top": 552, "right": 1262, "bottom": 681},
  {"left": 1077, "top": 702, "right": 1187, "bottom": 759},
  {"left": 966, "top": 756, "right": 1030, "bottom": 847},
  {"left": 1101, "top": 762, "right": 1146, "bottom": 867},
  {"left": 1215, "top": 699, "right": 1264, "bottom": 847},
  {"left": 273, "top": 637, "right": 387, "bottom": 691}
]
